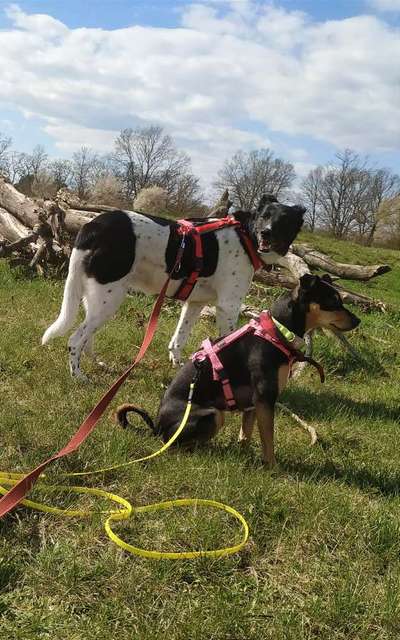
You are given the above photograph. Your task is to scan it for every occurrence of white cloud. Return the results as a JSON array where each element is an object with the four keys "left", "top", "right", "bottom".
[
  {"left": 0, "top": 1, "right": 399, "bottom": 186},
  {"left": 368, "top": 0, "right": 400, "bottom": 11}
]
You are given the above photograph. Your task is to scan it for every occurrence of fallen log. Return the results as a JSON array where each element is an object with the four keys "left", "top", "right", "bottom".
[
  {"left": 254, "top": 269, "right": 298, "bottom": 289},
  {"left": 334, "top": 284, "right": 387, "bottom": 312},
  {"left": 63, "top": 209, "right": 93, "bottom": 236},
  {"left": 0, "top": 206, "right": 33, "bottom": 244},
  {"left": 0, "top": 177, "right": 94, "bottom": 239},
  {"left": 254, "top": 268, "right": 386, "bottom": 312},
  {"left": 0, "top": 232, "right": 38, "bottom": 258},
  {"left": 292, "top": 243, "right": 390, "bottom": 281},
  {"left": 0, "top": 175, "right": 45, "bottom": 228}
]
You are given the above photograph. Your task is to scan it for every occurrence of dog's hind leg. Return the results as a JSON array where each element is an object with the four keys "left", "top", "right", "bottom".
[
  {"left": 168, "top": 301, "right": 203, "bottom": 366},
  {"left": 164, "top": 412, "right": 219, "bottom": 447},
  {"left": 82, "top": 335, "right": 110, "bottom": 371},
  {"left": 68, "top": 280, "right": 128, "bottom": 379},
  {"left": 81, "top": 300, "right": 110, "bottom": 370},
  {"left": 238, "top": 409, "right": 256, "bottom": 446}
]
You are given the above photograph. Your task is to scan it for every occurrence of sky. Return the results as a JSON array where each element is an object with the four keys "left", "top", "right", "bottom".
[{"left": 0, "top": 0, "right": 399, "bottom": 193}]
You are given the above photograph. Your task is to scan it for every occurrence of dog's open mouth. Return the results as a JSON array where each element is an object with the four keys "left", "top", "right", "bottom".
[
  {"left": 259, "top": 240, "right": 271, "bottom": 253},
  {"left": 329, "top": 322, "right": 351, "bottom": 333},
  {"left": 259, "top": 240, "right": 289, "bottom": 256}
]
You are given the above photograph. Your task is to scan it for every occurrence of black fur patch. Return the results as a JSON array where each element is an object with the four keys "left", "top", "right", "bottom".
[
  {"left": 75, "top": 211, "right": 136, "bottom": 284},
  {"left": 165, "top": 225, "right": 219, "bottom": 280}
]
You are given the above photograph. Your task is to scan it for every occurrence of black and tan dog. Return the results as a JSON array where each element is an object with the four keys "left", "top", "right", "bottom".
[{"left": 116, "top": 274, "right": 360, "bottom": 466}]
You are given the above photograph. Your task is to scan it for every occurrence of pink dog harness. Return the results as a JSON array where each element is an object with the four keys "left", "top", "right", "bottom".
[{"left": 192, "top": 311, "right": 325, "bottom": 410}]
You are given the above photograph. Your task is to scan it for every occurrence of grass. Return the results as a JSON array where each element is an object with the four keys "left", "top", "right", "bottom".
[{"left": 1, "top": 234, "right": 400, "bottom": 639}]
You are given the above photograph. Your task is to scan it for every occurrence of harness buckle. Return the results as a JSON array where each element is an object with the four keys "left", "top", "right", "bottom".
[{"left": 175, "top": 234, "right": 186, "bottom": 273}]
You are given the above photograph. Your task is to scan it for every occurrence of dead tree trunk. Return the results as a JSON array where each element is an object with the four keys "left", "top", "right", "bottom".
[
  {"left": 0, "top": 177, "right": 392, "bottom": 301},
  {"left": 254, "top": 268, "right": 386, "bottom": 312},
  {"left": 292, "top": 243, "right": 390, "bottom": 280}
]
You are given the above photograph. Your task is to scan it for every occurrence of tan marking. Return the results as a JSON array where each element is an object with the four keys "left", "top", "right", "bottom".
[
  {"left": 255, "top": 402, "right": 276, "bottom": 467},
  {"left": 278, "top": 363, "right": 289, "bottom": 395},
  {"left": 306, "top": 305, "right": 355, "bottom": 332},
  {"left": 238, "top": 409, "right": 256, "bottom": 444}
]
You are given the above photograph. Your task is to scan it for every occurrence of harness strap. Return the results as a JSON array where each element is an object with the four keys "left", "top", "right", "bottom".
[
  {"left": 173, "top": 216, "right": 264, "bottom": 301},
  {"left": 192, "top": 311, "right": 324, "bottom": 410},
  {"left": 254, "top": 312, "right": 325, "bottom": 382},
  {"left": 235, "top": 227, "right": 264, "bottom": 272},
  {"left": 198, "top": 339, "right": 236, "bottom": 409},
  {"left": 173, "top": 221, "right": 203, "bottom": 301}
]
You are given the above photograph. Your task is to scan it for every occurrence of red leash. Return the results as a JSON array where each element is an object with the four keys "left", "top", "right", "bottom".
[
  {"left": 0, "top": 248, "right": 184, "bottom": 519},
  {"left": 0, "top": 215, "right": 266, "bottom": 518}
]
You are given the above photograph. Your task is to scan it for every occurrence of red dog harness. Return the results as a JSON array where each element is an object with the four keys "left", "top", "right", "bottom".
[
  {"left": 192, "top": 311, "right": 325, "bottom": 410},
  {"left": 173, "top": 216, "right": 264, "bottom": 301}
]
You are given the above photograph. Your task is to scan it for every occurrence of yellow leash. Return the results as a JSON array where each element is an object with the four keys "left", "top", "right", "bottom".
[{"left": 0, "top": 383, "right": 249, "bottom": 560}]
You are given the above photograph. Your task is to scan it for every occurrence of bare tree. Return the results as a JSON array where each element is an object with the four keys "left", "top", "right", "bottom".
[
  {"left": 113, "top": 126, "right": 190, "bottom": 200},
  {"left": 374, "top": 195, "right": 400, "bottom": 246},
  {"left": 13, "top": 145, "right": 50, "bottom": 195},
  {"left": 313, "top": 150, "right": 365, "bottom": 238},
  {"left": 70, "top": 147, "right": 99, "bottom": 201},
  {"left": 299, "top": 166, "right": 323, "bottom": 231},
  {"left": 301, "top": 150, "right": 400, "bottom": 240},
  {"left": 0, "top": 150, "right": 27, "bottom": 184},
  {"left": 214, "top": 149, "right": 295, "bottom": 210},
  {"left": 49, "top": 159, "right": 73, "bottom": 190},
  {"left": 354, "top": 168, "right": 400, "bottom": 244},
  {"left": 0, "top": 132, "right": 12, "bottom": 165},
  {"left": 166, "top": 173, "right": 205, "bottom": 216},
  {"left": 24, "top": 145, "right": 49, "bottom": 180}
]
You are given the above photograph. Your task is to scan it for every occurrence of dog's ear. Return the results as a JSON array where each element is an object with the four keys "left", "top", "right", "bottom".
[
  {"left": 258, "top": 193, "right": 278, "bottom": 213},
  {"left": 321, "top": 273, "right": 333, "bottom": 284},
  {"left": 300, "top": 274, "right": 319, "bottom": 290},
  {"left": 232, "top": 209, "right": 250, "bottom": 225}
]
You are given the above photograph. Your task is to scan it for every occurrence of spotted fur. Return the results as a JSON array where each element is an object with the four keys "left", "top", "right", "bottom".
[{"left": 42, "top": 198, "right": 304, "bottom": 378}]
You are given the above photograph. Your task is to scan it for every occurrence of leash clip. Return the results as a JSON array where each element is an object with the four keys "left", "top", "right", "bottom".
[{"left": 175, "top": 234, "right": 186, "bottom": 273}]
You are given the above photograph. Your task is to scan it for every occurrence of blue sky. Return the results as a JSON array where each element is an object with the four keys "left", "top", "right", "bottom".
[
  {"left": 1, "top": 0, "right": 398, "bottom": 29},
  {"left": 0, "top": 0, "right": 399, "bottom": 189}
]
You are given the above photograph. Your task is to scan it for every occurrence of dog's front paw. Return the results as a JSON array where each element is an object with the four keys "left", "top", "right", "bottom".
[
  {"left": 72, "top": 372, "right": 90, "bottom": 383},
  {"left": 262, "top": 455, "right": 277, "bottom": 469}
]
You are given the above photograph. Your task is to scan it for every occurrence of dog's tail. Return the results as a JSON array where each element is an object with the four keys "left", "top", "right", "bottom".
[
  {"left": 42, "top": 248, "right": 84, "bottom": 344},
  {"left": 114, "top": 404, "right": 156, "bottom": 432}
]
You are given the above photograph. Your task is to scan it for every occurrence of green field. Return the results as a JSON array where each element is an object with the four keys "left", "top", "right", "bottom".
[{"left": 1, "top": 235, "right": 400, "bottom": 639}]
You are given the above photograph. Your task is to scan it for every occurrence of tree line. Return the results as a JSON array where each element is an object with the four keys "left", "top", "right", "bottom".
[
  {"left": 299, "top": 149, "right": 400, "bottom": 244},
  {"left": 0, "top": 127, "right": 398, "bottom": 244}
]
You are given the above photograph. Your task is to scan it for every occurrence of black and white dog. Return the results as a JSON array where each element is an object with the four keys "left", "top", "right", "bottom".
[{"left": 42, "top": 194, "right": 304, "bottom": 378}]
